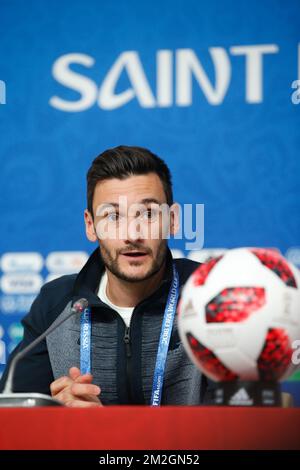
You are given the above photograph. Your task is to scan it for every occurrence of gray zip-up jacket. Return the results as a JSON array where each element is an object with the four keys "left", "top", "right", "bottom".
[{"left": 0, "top": 247, "right": 215, "bottom": 405}]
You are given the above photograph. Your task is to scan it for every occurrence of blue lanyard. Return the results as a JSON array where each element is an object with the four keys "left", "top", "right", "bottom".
[
  {"left": 150, "top": 263, "right": 179, "bottom": 406},
  {"left": 80, "top": 263, "right": 180, "bottom": 405},
  {"left": 80, "top": 307, "right": 92, "bottom": 374}
]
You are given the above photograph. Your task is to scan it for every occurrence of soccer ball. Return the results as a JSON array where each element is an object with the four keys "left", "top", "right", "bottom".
[{"left": 178, "top": 248, "right": 300, "bottom": 382}]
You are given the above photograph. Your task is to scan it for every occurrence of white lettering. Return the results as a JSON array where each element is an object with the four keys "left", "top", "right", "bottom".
[
  {"left": 292, "top": 340, "right": 300, "bottom": 365},
  {"left": 98, "top": 51, "right": 155, "bottom": 109},
  {"left": 157, "top": 50, "right": 173, "bottom": 107},
  {"left": 176, "top": 48, "right": 231, "bottom": 105},
  {"left": 49, "top": 53, "right": 97, "bottom": 112},
  {"left": 0, "top": 80, "right": 6, "bottom": 104},
  {"left": 49, "top": 44, "right": 289, "bottom": 111},
  {"left": 230, "top": 44, "right": 278, "bottom": 103},
  {"left": 291, "top": 80, "right": 300, "bottom": 105}
]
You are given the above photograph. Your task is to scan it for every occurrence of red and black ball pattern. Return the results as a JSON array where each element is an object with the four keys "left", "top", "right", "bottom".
[
  {"left": 251, "top": 248, "right": 297, "bottom": 288},
  {"left": 205, "top": 287, "right": 266, "bottom": 323},
  {"left": 192, "top": 255, "right": 223, "bottom": 286},
  {"left": 257, "top": 328, "right": 293, "bottom": 381},
  {"left": 186, "top": 332, "right": 238, "bottom": 382}
]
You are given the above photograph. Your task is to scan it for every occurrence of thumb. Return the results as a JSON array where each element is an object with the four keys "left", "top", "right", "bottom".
[{"left": 69, "top": 367, "right": 81, "bottom": 381}]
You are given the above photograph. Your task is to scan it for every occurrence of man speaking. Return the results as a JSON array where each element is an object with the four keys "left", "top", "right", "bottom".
[{"left": 0, "top": 146, "right": 213, "bottom": 406}]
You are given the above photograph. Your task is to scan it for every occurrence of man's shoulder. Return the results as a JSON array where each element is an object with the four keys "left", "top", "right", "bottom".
[
  {"left": 40, "top": 272, "right": 78, "bottom": 311},
  {"left": 41, "top": 273, "right": 77, "bottom": 292},
  {"left": 22, "top": 273, "right": 78, "bottom": 333},
  {"left": 39, "top": 273, "right": 77, "bottom": 306}
]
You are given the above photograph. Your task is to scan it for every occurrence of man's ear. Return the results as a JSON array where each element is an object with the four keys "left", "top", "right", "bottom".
[
  {"left": 84, "top": 209, "right": 97, "bottom": 242},
  {"left": 169, "top": 203, "right": 180, "bottom": 236}
]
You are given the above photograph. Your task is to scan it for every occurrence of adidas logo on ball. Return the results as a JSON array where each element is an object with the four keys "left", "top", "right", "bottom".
[{"left": 229, "top": 388, "right": 254, "bottom": 406}]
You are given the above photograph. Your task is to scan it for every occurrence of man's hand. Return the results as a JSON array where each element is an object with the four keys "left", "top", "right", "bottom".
[{"left": 50, "top": 367, "right": 103, "bottom": 407}]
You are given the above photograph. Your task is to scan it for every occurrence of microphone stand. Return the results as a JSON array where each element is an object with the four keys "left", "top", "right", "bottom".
[{"left": 0, "top": 299, "right": 88, "bottom": 407}]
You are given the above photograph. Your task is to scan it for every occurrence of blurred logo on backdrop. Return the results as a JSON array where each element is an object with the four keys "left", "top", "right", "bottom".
[
  {"left": 7, "top": 322, "right": 24, "bottom": 354},
  {"left": 0, "top": 251, "right": 88, "bottom": 369},
  {"left": 45, "top": 251, "right": 88, "bottom": 282},
  {"left": 0, "top": 253, "right": 44, "bottom": 315},
  {"left": 1, "top": 253, "right": 43, "bottom": 273},
  {"left": 1, "top": 274, "right": 43, "bottom": 295}
]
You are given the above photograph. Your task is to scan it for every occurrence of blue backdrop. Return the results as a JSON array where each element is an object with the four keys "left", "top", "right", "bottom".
[{"left": 0, "top": 0, "right": 299, "bottom": 403}]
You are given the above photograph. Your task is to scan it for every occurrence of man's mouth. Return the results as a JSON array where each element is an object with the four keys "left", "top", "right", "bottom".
[{"left": 120, "top": 251, "right": 149, "bottom": 258}]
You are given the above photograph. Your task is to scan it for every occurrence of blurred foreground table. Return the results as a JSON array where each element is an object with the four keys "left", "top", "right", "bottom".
[{"left": 0, "top": 406, "right": 299, "bottom": 450}]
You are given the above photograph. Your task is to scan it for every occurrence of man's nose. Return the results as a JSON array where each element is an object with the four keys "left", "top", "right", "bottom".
[{"left": 126, "top": 217, "right": 143, "bottom": 242}]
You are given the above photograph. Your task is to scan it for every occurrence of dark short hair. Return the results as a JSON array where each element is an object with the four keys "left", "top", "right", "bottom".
[{"left": 87, "top": 145, "right": 173, "bottom": 216}]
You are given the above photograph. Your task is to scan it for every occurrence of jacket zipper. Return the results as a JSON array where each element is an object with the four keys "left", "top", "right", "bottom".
[{"left": 123, "top": 326, "right": 133, "bottom": 402}]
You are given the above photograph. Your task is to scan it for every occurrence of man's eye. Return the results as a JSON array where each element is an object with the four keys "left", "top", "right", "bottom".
[
  {"left": 141, "top": 208, "right": 159, "bottom": 220},
  {"left": 107, "top": 212, "right": 119, "bottom": 222}
]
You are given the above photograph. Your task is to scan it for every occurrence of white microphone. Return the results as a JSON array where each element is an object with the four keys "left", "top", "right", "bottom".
[{"left": 0, "top": 298, "right": 88, "bottom": 407}]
